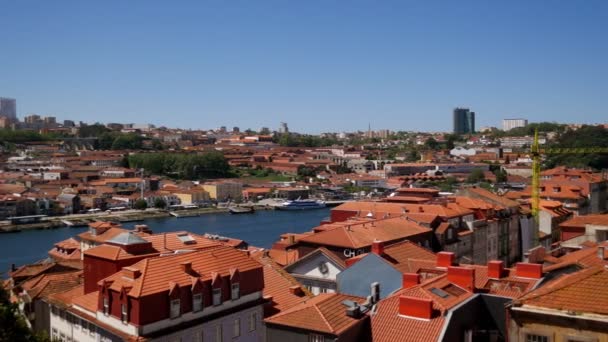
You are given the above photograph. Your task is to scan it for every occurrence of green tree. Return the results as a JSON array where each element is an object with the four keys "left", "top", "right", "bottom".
[
  {"left": 134, "top": 199, "right": 148, "bottom": 210},
  {"left": 467, "top": 168, "right": 486, "bottom": 183},
  {"left": 494, "top": 169, "right": 508, "bottom": 183},
  {"left": 0, "top": 285, "right": 51, "bottom": 342},
  {"left": 424, "top": 138, "right": 440, "bottom": 150},
  {"left": 153, "top": 198, "right": 167, "bottom": 209},
  {"left": 78, "top": 123, "right": 110, "bottom": 138}
]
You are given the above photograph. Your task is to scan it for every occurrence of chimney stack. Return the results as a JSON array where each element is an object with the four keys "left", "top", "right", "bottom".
[
  {"left": 288, "top": 285, "right": 304, "bottom": 296},
  {"left": 180, "top": 261, "right": 193, "bottom": 274},
  {"left": 399, "top": 296, "right": 433, "bottom": 319},
  {"left": 371, "top": 240, "right": 384, "bottom": 256},
  {"left": 447, "top": 266, "right": 475, "bottom": 291},
  {"left": 122, "top": 267, "right": 141, "bottom": 280},
  {"left": 598, "top": 246, "right": 606, "bottom": 260},
  {"left": 487, "top": 260, "right": 505, "bottom": 279},
  {"left": 437, "top": 252, "right": 455, "bottom": 268},
  {"left": 371, "top": 282, "right": 380, "bottom": 304},
  {"left": 402, "top": 273, "right": 420, "bottom": 289},
  {"left": 515, "top": 263, "right": 543, "bottom": 279}
]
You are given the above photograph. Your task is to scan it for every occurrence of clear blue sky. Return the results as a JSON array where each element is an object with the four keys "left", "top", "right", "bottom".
[{"left": 1, "top": 1, "right": 607, "bottom": 133}]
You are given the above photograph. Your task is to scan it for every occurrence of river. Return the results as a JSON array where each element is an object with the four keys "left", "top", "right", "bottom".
[{"left": 0, "top": 208, "right": 330, "bottom": 274}]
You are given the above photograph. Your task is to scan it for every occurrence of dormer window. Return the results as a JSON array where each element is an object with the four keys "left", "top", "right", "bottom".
[
  {"left": 193, "top": 293, "right": 203, "bottom": 312},
  {"left": 121, "top": 303, "right": 128, "bottom": 323},
  {"left": 231, "top": 283, "right": 240, "bottom": 300},
  {"left": 213, "top": 288, "right": 222, "bottom": 306},
  {"left": 170, "top": 299, "right": 181, "bottom": 319},
  {"left": 103, "top": 297, "right": 109, "bottom": 315}
]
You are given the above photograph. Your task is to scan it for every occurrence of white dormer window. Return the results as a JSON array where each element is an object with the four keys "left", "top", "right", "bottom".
[
  {"left": 231, "top": 283, "right": 240, "bottom": 300},
  {"left": 103, "top": 297, "right": 109, "bottom": 315},
  {"left": 121, "top": 303, "right": 128, "bottom": 323},
  {"left": 213, "top": 288, "right": 222, "bottom": 306},
  {"left": 193, "top": 293, "right": 203, "bottom": 312},
  {"left": 170, "top": 299, "right": 181, "bottom": 319}
]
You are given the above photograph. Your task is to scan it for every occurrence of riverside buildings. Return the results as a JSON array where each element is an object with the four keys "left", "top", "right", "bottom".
[{"left": 502, "top": 118, "right": 528, "bottom": 131}]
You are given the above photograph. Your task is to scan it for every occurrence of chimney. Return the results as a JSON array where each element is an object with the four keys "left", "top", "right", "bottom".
[
  {"left": 345, "top": 257, "right": 361, "bottom": 267},
  {"left": 180, "top": 261, "right": 193, "bottom": 274},
  {"left": 371, "top": 282, "right": 380, "bottom": 304},
  {"left": 399, "top": 295, "right": 433, "bottom": 319},
  {"left": 371, "top": 240, "right": 384, "bottom": 256},
  {"left": 11, "top": 263, "right": 16, "bottom": 272},
  {"left": 487, "top": 260, "right": 505, "bottom": 279},
  {"left": 345, "top": 303, "right": 362, "bottom": 318},
  {"left": 515, "top": 263, "right": 543, "bottom": 279},
  {"left": 447, "top": 266, "right": 475, "bottom": 291},
  {"left": 437, "top": 252, "right": 455, "bottom": 268},
  {"left": 122, "top": 267, "right": 141, "bottom": 280},
  {"left": 402, "top": 273, "right": 420, "bottom": 289},
  {"left": 598, "top": 246, "right": 606, "bottom": 260},
  {"left": 288, "top": 285, "right": 304, "bottom": 296}
]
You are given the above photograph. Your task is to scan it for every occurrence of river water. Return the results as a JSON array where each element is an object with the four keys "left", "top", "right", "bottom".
[{"left": 0, "top": 208, "right": 330, "bottom": 274}]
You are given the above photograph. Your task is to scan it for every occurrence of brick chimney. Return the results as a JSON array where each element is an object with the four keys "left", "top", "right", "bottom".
[
  {"left": 515, "top": 263, "right": 543, "bottom": 279},
  {"left": 371, "top": 240, "right": 384, "bottom": 256},
  {"left": 437, "top": 252, "right": 455, "bottom": 268},
  {"left": 121, "top": 267, "right": 141, "bottom": 280},
  {"left": 487, "top": 260, "right": 505, "bottom": 279},
  {"left": 402, "top": 273, "right": 420, "bottom": 289},
  {"left": 447, "top": 266, "right": 475, "bottom": 291},
  {"left": 399, "top": 295, "right": 433, "bottom": 319},
  {"left": 180, "top": 261, "right": 193, "bottom": 274},
  {"left": 289, "top": 285, "right": 304, "bottom": 296}
]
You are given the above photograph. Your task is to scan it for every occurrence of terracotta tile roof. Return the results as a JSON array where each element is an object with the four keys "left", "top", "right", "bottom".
[
  {"left": 47, "top": 284, "right": 85, "bottom": 309},
  {"left": 20, "top": 270, "right": 84, "bottom": 301},
  {"left": 559, "top": 214, "right": 608, "bottom": 229},
  {"left": 103, "top": 245, "right": 262, "bottom": 298},
  {"left": 264, "top": 293, "right": 368, "bottom": 335},
  {"left": 251, "top": 252, "right": 312, "bottom": 317},
  {"left": 543, "top": 242, "right": 608, "bottom": 271},
  {"left": 516, "top": 267, "right": 608, "bottom": 316},
  {"left": 71, "top": 289, "right": 100, "bottom": 312},
  {"left": 285, "top": 247, "right": 347, "bottom": 270},
  {"left": 299, "top": 217, "right": 431, "bottom": 249},
  {"left": 333, "top": 201, "right": 473, "bottom": 219},
  {"left": 381, "top": 240, "right": 437, "bottom": 273}
]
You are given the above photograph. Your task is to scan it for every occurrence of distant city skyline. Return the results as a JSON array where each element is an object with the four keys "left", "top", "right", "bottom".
[{"left": 1, "top": 1, "right": 607, "bottom": 133}]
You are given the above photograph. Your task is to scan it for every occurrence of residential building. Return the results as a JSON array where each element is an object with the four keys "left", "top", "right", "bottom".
[
  {"left": 265, "top": 293, "right": 372, "bottom": 342},
  {"left": 502, "top": 118, "right": 528, "bottom": 131},
  {"left": 453, "top": 107, "right": 475, "bottom": 134},
  {"left": 0, "top": 97, "right": 17, "bottom": 119},
  {"left": 508, "top": 266, "right": 608, "bottom": 342},
  {"left": 203, "top": 181, "right": 243, "bottom": 202},
  {"left": 283, "top": 247, "right": 347, "bottom": 295}
]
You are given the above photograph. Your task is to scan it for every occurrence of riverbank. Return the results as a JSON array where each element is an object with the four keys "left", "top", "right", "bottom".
[{"left": 0, "top": 204, "right": 286, "bottom": 233}]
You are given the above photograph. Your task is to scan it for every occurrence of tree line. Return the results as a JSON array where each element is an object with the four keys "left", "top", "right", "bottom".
[{"left": 128, "top": 152, "right": 231, "bottom": 179}]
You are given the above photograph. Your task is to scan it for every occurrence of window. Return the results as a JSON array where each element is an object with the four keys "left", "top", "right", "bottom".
[
  {"left": 526, "top": 334, "right": 549, "bottom": 342},
  {"left": 193, "top": 293, "right": 203, "bottom": 312},
  {"left": 193, "top": 330, "right": 203, "bottom": 342},
  {"left": 233, "top": 318, "right": 241, "bottom": 337},
  {"left": 51, "top": 328, "right": 58, "bottom": 339},
  {"left": 248, "top": 311, "right": 257, "bottom": 332},
  {"left": 60, "top": 333, "right": 66, "bottom": 342},
  {"left": 121, "top": 303, "right": 128, "bottom": 323},
  {"left": 82, "top": 321, "right": 89, "bottom": 334},
  {"left": 89, "top": 324, "right": 95, "bottom": 337},
  {"left": 320, "top": 287, "right": 327, "bottom": 294},
  {"left": 103, "top": 296, "right": 109, "bottom": 315},
  {"left": 231, "top": 283, "right": 240, "bottom": 300},
  {"left": 212, "top": 288, "right": 222, "bottom": 306},
  {"left": 447, "top": 229, "right": 454, "bottom": 240},
  {"left": 309, "top": 333, "right": 325, "bottom": 342},
  {"left": 74, "top": 317, "right": 80, "bottom": 330},
  {"left": 215, "top": 324, "right": 222, "bottom": 342},
  {"left": 170, "top": 299, "right": 181, "bottom": 319}
]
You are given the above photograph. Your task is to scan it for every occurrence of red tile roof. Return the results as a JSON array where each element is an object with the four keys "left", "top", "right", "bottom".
[
  {"left": 264, "top": 293, "right": 368, "bottom": 335},
  {"left": 515, "top": 266, "right": 608, "bottom": 316},
  {"left": 102, "top": 245, "right": 262, "bottom": 298}
]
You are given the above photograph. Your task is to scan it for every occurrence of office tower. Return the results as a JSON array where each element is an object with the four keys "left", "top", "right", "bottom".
[
  {"left": 278, "top": 122, "right": 289, "bottom": 134},
  {"left": 502, "top": 118, "right": 528, "bottom": 131},
  {"left": 453, "top": 108, "right": 475, "bottom": 134},
  {"left": 0, "top": 97, "right": 17, "bottom": 120}
]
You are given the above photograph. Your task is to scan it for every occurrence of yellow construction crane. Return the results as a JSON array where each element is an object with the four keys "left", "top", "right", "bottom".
[{"left": 530, "top": 128, "right": 608, "bottom": 244}]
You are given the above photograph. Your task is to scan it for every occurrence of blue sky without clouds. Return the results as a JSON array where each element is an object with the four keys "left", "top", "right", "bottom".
[{"left": 1, "top": 1, "right": 607, "bottom": 133}]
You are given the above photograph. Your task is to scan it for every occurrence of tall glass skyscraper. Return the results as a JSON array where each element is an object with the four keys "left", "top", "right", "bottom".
[
  {"left": 0, "top": 98, "right": 17, "bottom": 120},
  {"left": 453, "top": 108, "right": 475, "bottom": 134}
]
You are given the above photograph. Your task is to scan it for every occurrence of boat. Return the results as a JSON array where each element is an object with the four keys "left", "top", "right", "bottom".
[
  {"left": 275, "top": 199, "right": 326, "bottom": 210},
  {"left": 228, "top": 206, "right": 255, "bottom": 214}
]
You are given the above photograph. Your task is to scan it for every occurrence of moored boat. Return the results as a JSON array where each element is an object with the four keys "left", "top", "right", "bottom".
[
  {"left": 275, "top": 199, "right": 326, "bottom": 210},
  {"left": 228, "top": 206, "right": 255, "bottom": 214}
]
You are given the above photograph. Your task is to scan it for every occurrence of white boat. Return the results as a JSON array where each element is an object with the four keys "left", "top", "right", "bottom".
[{"left": 275, "top": 199, "right": 326, "bottom": 210}]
